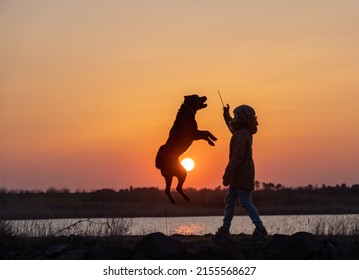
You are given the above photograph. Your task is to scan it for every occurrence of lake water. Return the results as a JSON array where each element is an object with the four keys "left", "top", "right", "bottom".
[{"left": 8, "top": 214, "right": 359, "bottom": 236}]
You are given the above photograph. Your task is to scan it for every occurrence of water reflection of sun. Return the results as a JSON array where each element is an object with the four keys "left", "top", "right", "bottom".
[{"left": 174, "top": 223, "right": 204, "bottom": 235}]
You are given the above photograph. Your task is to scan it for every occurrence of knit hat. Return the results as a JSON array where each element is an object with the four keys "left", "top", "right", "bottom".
[{"left": 233, "top": 105, "right": 256, "bottom": 122}]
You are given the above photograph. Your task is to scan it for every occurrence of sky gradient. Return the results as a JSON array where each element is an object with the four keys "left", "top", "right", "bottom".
[{"left": 1, "top": 1, "right": 359, "bottom": 191}]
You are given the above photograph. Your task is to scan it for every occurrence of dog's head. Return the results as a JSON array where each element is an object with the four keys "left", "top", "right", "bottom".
[{"left": 183, "top": 94, "right": 207, "bottom": 111}]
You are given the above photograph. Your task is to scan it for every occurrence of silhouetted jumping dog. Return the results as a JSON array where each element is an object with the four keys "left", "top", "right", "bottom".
[{"left": 155, "top": 94, "right": 217, "bottom": 204}]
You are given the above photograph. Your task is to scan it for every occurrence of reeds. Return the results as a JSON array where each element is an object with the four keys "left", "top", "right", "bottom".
[
  {"left": 2, "top": 218, "right": 133, "bottom": 237},
  {"left": 2, "top": 215, "right": 358, "bottom": 237},
  {"left": 262, "top": 215, "right": 359, "bottom": 236},
  {"left": 0, "top": 220, "right": 13, "bottom": 237},
  {"left": 311, "top": 215, "right": 359, "bottom": 236}
]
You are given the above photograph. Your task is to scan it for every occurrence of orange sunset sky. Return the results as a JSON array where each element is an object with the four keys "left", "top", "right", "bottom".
[{"left": 1, "top": 1, "right": 358, "bottom": 191}]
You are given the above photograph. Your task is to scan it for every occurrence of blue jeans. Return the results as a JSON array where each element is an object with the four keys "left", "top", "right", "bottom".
[{"left": 222, "top": 185, "right": 264, "bottom": 231}]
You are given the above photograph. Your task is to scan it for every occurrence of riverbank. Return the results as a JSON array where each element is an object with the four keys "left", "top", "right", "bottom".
[
  {"left": 1, "top": 232, "right": 358, "bottom": 260},
  {"left": 1, "top": 187, "right": 359, "bottom": 219}
]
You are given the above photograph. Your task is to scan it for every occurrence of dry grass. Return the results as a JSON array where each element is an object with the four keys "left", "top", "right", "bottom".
[
  {"left": 0, "top": 220, "right": 13, "bottom": 237},
  {"left": 1, "top": 218, "right": 133, "bottom": 237},
  {"left": 2, "top": 215, "right": 359, "bottom": 238},
  {"left": 311, "top": 215, "right": 359, "bottom": 236}
]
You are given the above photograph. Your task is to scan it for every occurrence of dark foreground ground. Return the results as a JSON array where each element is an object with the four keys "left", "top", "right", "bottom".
[{"left": 1, "top": 231, "right": 358, "bottom": 260}]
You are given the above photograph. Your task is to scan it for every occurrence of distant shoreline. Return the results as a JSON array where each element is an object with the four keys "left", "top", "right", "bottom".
[{"left": 1, "top": 187, "right": 358, "bottom": 220}]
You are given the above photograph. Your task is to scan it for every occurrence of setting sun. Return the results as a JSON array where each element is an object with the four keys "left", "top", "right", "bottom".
[{"left": 181, "top": 158, "right": 195, "bottom": 171}]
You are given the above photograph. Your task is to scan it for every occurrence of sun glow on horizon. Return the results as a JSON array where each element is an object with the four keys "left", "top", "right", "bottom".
[{"left": 181, "top": 158, "right": 195, "bottom": 171}]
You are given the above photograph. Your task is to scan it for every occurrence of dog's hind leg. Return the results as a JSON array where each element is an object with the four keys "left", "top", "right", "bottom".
[
  {"left": 164, "top": 175, "right": 176, "bottom": 204},
  {"left": 176, "top": 172, "right": 190, "bottom": 202}
]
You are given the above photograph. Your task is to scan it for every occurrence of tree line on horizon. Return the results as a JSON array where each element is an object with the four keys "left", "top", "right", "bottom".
[
  {"left": 1, "top": 181, "right": 358, "bottom": 219},
  {"left": 0, "top": 181, "right": 358, "bottom": 194}
]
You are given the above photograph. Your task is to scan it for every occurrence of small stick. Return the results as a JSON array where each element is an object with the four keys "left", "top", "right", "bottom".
[{"left": 217, "top": 90, "right": 225, "bottom": 107}]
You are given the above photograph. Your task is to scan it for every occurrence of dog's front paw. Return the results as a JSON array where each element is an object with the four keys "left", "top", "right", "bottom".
[
  {"left": 206, "top": 133, "right": 217, "bottom": 146},
  {"left": 207, "top": 139, "right": 216, "bottom": 146}
]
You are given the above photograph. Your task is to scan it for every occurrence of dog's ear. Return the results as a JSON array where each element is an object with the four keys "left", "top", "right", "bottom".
[
  {"left": 184, "top": 94, "right": 199, "bottom": 101},
  {"left": 184, "top": 95, "right": 197, "bottom": 108},
  {"left": 184, "top": 94, "right": 207, "bottom": 110}
]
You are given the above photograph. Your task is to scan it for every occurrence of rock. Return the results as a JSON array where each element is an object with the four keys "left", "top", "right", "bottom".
[
  {"left": 4, "top": 249, "right": 44, "bottom": 260},
  {"left": 132, "top": 232, "right": 186, "bottom": 259},
  {"left": 187, "top": 241, "right": 225, "bottom": 259},
  {"left": 89, "top": 246, "right": 130, "bottom": 260},
  {"left": 319, "top": 238, "right": 339, "bottom": 259},
  {"left": 243, "top": 239, "right": 271, "bottom": 260},
  {"left": 350, "top": 240, "right": 359, "bottom": 259},
  {"left": 0, "top": 232, "right": 357, "bottom": 260},
  {"left": 56, "top": 249, "right": 89, "bottom": 260},
  {"left": 0, "top": 243, "right": 9, "bottom": 259},
  {"left": 211, "top": 236, "right": 247, "bottom": 259},
  {"left": 44, "top": 244, "right": 70, "bottom": 258},
  {"left": 272, "top": 232, "right": 321, "bottom": 259}
]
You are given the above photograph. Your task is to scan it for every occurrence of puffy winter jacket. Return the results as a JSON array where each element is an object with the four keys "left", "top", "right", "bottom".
[{"left": 223, "top": 128, "right": 255, "bottom": 191}]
